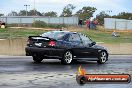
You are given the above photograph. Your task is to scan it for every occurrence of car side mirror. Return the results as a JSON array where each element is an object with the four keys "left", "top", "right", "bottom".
[{"left": 91, "top": 41, "right": 96, "bottom": 46}]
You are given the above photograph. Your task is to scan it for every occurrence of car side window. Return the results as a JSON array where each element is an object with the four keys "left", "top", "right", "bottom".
[
  {"left": 80, "top": 34, "right": 92, "bottom": 46},
  {"left": 68, "top": 33, "right": 81, "bottom": 42}
]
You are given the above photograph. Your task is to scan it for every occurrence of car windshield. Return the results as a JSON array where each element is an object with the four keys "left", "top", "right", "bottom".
[{"left": 41, "top": 31, "right": 67, "bottom": 40}]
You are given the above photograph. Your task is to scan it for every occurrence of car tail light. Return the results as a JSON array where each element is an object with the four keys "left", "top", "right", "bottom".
[{"left": 48, "top": 41, "right": 55, "bottom": 46}]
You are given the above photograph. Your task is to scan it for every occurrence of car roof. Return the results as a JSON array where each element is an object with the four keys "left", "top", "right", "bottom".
[{"left": 49, "top": 30, "right": 78, "bottom": 34}]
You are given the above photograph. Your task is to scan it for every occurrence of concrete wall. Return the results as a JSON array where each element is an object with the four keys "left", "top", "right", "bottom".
[
  {"left": 0, "top": 39, "right": 26, "bottom": 56},
  {"left": 104, "top": 18, "right": 132, "bottom": 30},
  {"left": 100, "top": 43, "right": 132, "bottom": 55},
  {"left": 0, "top": 16, "right": 79, "bottom": 25},
  {"left": 0, "top": 39, "right": 132, "bottom": 56}
]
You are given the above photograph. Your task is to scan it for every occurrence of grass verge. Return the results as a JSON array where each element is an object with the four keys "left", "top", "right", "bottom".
[{"left": 0, "top": 27, "right": 132, "bottom": 43}]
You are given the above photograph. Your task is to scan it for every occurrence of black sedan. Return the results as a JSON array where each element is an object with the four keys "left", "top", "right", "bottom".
[{"left": 25, "top": 31, "right": 108, "bottom": 64}]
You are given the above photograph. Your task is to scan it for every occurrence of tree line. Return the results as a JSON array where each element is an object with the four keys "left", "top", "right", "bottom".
[
  {"left": 0, "top": 4, "right": 132, "bottom": 25},
  {"left": 96, "top": 11, "right": 132, "bottom": 25}
]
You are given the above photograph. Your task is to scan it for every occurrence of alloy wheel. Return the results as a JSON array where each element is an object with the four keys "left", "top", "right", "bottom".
[{"left": 64, "top": 51, "right": 73, "bottom": 64}]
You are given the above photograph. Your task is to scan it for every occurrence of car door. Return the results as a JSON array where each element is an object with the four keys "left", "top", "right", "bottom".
[
  {"left": 79, "top": 34, "right": 98, "bottom": 58},
  {"left": 66, "top": 33, "right": 84, "bottom": 58}
]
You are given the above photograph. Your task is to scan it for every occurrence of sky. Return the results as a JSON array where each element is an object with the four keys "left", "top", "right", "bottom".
[{"left": 0, "top": 0, "right": 132, "bottom": 17}]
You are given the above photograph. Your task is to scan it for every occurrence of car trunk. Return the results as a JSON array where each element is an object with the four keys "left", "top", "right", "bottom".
[{"left": 27, "top": 36, "right": 56, "bottom": 48}]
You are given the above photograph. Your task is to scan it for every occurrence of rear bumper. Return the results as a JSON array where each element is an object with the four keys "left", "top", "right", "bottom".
[{"left": 25, "top": 47, "right": 65, "bottom": 59}]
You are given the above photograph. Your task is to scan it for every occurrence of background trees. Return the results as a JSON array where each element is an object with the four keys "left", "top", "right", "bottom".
[
  {"left": 18, "top": 10, "right": 27, "bottom": 16},
  {"left": 60, "top": 4, "right": 76, "bottom": 17},
  {"left": 1, "top": 4, "right": 132, "bottom": 25},
  {"left": 28, "top": 10, "right": 42, "bottom": 16},
  {"left": 112, "top": 12, "right": 132, "bottom": 20},
  {"left": 0, "top": 13, "right": 4, "bottom": 16},
  {"left": 75, "top": 6, "right": 97, "bottom": 20},
  {"left": 42, "top": 11, "right": 57, "bottom": 17},
  {"left": 96, "top": 11, "right": 110, "bottom": 25},
  {"left": 8, "top": 11, "right": 18, "bottom": 16}
]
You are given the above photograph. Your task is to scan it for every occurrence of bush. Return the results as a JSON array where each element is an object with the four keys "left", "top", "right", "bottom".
[
  {"left": 6, "top": 24, "right": 18, "bottom": 27},
  {"left": 48, "top": 24, "right": 67, "bottom": 29},
  {"left": 32, "top": 20, "right": 67, "bottom": 29},
  {"left": 32, "top": 21, "right": 48, "bottom": 28},
  {"left": 6, "top": 23, "right": 31, "bottom": 27}
]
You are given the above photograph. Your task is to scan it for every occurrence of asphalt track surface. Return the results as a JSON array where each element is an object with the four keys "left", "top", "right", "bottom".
[{"left": 0, "top": 55, "right": 132, "bottom": 88}]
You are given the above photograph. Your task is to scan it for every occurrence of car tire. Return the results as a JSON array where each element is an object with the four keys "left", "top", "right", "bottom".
[
  {"left": 61, "top": 51, "right": 73, "bottom": 65},
  {"left": 33, "top": 56, "right": 43, "bottom": 63},
  {"left": 97, "top": 51, "right": 108, "bottom": 64}
]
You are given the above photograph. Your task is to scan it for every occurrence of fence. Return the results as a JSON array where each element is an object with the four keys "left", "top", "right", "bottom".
[
  {"left": 0, "top": 16, "right": 79, "bottom": 25},
  {"left": 104, "top": 18, "right": 132, "bottom": 30}
]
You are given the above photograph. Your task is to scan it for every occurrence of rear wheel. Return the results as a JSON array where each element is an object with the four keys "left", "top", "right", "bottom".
[
  {"left": 33, "top": 56, "right": 43, "bottom": 63},
  {"left": 61, "top": 51, "right": 73, "bottom": 65},
  {"left": 97, "top": 51, "right": 108, "bottom": 64}
]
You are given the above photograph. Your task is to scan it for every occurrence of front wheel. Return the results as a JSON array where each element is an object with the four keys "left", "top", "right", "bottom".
[
  {"left": 61, "top": 51, "right": 73, "bottom": 65},
  {"left": 97, "top": 51, "right": 108, "bottom": 64},
  {"left": 33, "top": 56, "right": 43, "bottom": 63}
]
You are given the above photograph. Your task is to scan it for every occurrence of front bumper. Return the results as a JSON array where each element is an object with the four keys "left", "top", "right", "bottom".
[{"left": 25, "top": 47, "right": 65, "bottom": 59}]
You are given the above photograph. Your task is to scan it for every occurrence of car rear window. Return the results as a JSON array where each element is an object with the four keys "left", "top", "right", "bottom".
[{"left": 41, "top": 31, "right": 67, "bottom": 40}]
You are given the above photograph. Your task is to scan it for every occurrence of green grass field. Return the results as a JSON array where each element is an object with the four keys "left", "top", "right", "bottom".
[
  {"left": 81, "top": 30, "right": 132, "bottom": 43},
  {"left": 0, "top": 28, "right": 132, "bottom": 43},
  {"left": 0, "top": 28, "right": 45, "bottom": 39}
]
